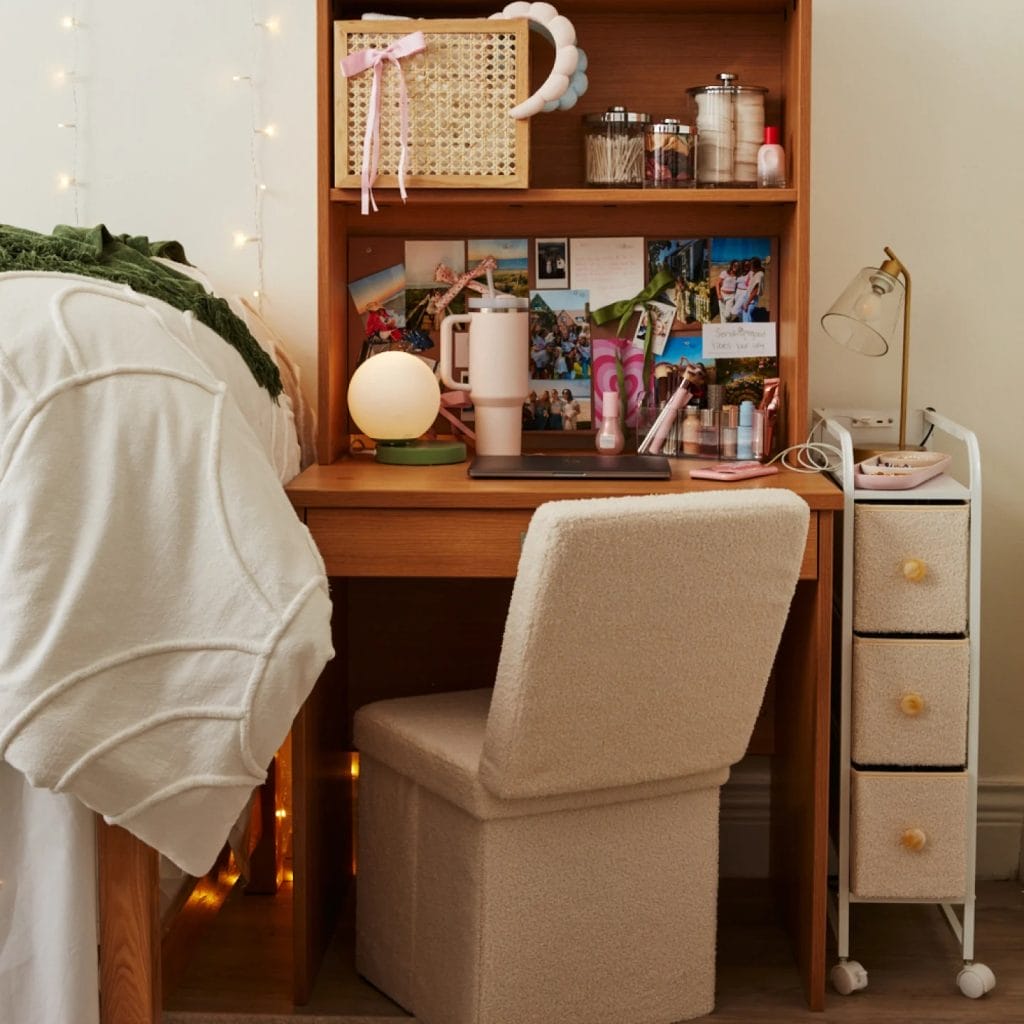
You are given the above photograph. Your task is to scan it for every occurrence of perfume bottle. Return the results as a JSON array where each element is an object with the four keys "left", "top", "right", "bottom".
[
  {"left": 596, "top": 390, "right": 625, "bottom": 454},
  {"left": 757, "top": 126, "right": 787, "bottom": 188}
]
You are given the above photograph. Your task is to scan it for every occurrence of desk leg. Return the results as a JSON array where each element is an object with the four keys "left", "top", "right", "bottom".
[
  {"left": 772, "top": 510, "right": 833, "bottom": 1010},
  {"left": 97, "top": 820, "right": 161, "bottom": 1024}
]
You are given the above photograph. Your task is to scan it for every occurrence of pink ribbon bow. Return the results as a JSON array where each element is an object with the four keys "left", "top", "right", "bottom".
[
  {"left": 341, "top": 31, "right": 426, "bottom": 215},
  {"left": 432, "top": 256, "right": 499, "bottom": 315}
]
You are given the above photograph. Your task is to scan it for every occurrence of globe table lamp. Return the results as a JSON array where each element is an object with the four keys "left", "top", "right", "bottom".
[
  {"left": 347, "top": 350, "right": 466, "bottom": 465},
  {"left": 821, "top": 246, "right": 912, "bottom": 448}
]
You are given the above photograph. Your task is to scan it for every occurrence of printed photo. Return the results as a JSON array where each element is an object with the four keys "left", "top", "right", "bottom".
[
  {"left": 526, "top": 288, "right": 591, "bottom": 431},
  {"left": 535, "top": 237, "right": 569, "bottom": 288},
  {"left": 469, "top": 238, "right": 529, "bottom": 296},
  {"left": 348, "top": 262, "right": 406, "bottom": 320},
  {"left": 647, "top": 238, "right": 711, "bottom": 325},
  {"left": 709, "top": 237, "right": 773, "bottom": 324},
  {"left": 404, "top": 239, "right": 465, "bottom": 286}
]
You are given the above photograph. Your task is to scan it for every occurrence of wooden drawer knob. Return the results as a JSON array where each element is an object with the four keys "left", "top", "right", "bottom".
[
  {"left": 901, "top": 557, "right": 928, "bottom": 582},
  {"left": 899, "top": 827, "right": 928, "bottom": 852},
  {"left": 900, "top": 692, "right": 926, "bottom": 716}
]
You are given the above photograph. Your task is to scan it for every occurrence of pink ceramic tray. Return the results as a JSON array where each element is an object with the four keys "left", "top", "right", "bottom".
[{"left": 853, "top": 450, "right": 952, "bottom": 490}]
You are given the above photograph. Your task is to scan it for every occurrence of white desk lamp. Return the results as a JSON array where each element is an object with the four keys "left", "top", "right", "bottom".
[{"left": 347, "top": 350, "right": 466, "bottom": 464}]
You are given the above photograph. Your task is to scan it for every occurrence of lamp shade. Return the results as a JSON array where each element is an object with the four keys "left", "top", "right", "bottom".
[
  {"left": 347, "top": 350, "right": 441, "bottom": 440},
  {"left": 821, "top": 266, "right": 905, "bottom": 356}
]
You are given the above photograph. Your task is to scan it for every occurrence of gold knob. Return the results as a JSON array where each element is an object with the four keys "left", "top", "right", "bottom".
[
  {"left": 900, "top": 692, "right": 926, "bottom": 716},
  {"left": 899, "top": 827, "right": 927, "bottom": 852},
  {"left": 901, "top": 558, "right": 927, "bottom": 582}
]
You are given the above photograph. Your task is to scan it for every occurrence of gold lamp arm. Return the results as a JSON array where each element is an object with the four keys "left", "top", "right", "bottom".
[{"left": 881, "top": 246, "right": 912, "bottom": 448}]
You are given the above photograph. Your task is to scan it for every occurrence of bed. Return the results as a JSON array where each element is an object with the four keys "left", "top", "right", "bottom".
[{"left": 0, "top": 224, "right": 334, "bottom": 1024}]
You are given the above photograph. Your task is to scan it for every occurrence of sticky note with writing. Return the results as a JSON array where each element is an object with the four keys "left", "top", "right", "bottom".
[{"left": 702, "top": 321, "right": 777, "bottom": 358}]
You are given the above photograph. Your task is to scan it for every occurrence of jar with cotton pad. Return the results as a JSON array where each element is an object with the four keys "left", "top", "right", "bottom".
[{"left": 687, "top": 72, "right": 767, "bottom": 187}]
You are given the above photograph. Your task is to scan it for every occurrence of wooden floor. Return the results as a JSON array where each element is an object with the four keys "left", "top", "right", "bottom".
[{"left": 163, "top": 877, "right": 1024, "bottom": 1023}]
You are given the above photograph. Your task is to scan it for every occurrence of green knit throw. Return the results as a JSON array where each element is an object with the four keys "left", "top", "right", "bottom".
[{"left": 0, "top": 223, "right": 282, "bottom": 399}]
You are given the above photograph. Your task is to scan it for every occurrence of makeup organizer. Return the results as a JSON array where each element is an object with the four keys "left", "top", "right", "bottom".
[{"left": 819, "top": 410, "right": 994, "bottom": 1000}]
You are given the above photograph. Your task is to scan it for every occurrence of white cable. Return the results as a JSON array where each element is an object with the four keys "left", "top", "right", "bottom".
[{"left": 764, "top": 416, "right": 843, "bottom": 474}]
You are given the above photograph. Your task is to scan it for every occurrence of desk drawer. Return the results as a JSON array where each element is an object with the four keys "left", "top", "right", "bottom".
[
  {"left": 853, "top": 505, "right": 968, "bottom": 634},
  {"left": 850, "top": 769, "right": 967, "bottom": 900},
  {"left": 306, "top": 508, "right": 820, "bottom": 579},
  {"left": 308, "top": 508, "right": 534, "bottom": 577},
  {"left": 851, "top": 637, "right": 968, "bottom": 767}
]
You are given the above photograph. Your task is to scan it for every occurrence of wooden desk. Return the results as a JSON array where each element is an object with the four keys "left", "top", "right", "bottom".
[
  {"left": 97, "top": 457, "right": 840, "bottom": 1018},
  {"left": 287, "top": 457, "right": 841, "bottom": 1011}
]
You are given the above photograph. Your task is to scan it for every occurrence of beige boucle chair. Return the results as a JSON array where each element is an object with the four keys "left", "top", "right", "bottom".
[{"left": 354, "top": 488, "right": 809, "bottom": 1024}]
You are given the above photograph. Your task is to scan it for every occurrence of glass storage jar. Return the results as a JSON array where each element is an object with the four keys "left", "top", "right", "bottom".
[
  {"left": 643, "top": 119, "right": 695, "bottom": 188},
  {"left": 583, "top": 107, "right": 649, "bottom": 187},
  {"left": 687, "top": 72, "right": 767, "bottom": 187}
]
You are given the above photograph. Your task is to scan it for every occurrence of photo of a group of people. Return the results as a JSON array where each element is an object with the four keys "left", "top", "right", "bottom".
[{"left": 527, "top": 289, "right": 591, "bottom": 430}]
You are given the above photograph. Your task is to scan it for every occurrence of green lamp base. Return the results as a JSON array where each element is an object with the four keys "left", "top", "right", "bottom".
[{"left": 375, "top": 439, "right": 467, "bottom": 465}]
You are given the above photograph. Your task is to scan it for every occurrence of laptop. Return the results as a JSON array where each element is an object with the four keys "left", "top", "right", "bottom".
[{"left": 468, "top": 453, "right": 672, "bottom": 480}]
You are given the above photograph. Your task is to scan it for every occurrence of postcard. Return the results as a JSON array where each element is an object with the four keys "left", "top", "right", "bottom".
[{"left": 569, "top": 236, "right": 645, "bottom": 312}]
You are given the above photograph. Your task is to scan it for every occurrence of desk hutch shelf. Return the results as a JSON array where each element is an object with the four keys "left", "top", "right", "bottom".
[{"left": 317, "top": 0, "right": 812, "bottom": 463}]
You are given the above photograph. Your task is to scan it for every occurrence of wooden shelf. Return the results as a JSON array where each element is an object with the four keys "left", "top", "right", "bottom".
[{"left": 330, "top": 187, "right": 798, "bottom": 206}]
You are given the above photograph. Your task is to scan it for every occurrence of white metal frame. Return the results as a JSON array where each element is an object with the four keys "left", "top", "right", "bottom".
[{"left": 815, "top": 409, "right": 991, "bottom": 998}]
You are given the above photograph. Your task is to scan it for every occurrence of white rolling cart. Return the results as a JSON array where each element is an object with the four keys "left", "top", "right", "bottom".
[{"left": 817, "top": 409, "right": 993, "bottom": 999}]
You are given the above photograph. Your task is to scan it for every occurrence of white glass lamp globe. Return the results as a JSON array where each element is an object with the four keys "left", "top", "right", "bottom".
[{"left": 347, "top": 351, "right": 466, "bottom": 465}]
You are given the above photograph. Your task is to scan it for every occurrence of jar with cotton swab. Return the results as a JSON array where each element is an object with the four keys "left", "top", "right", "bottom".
[{"left": 583, "top": 107, "right": 649, "bottom": 187}]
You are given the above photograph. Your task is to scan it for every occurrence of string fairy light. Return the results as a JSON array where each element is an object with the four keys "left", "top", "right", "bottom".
[
  {"left": 230, "top": 2, "right": 281, "bottom": 311},
  {"left": 56, "top": 4, "right": 83, "bottom": 224}
]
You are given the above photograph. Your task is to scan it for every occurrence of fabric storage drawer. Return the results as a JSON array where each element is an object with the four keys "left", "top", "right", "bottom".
[
  {"left": 850, "top": 769, "right": 967, "bottom": 900},
  {"left": 853, "top": 504, "right": 969, "bottom": 634},
  {"left": 851, "top": 637, "right": 969, "bottom": 767}
]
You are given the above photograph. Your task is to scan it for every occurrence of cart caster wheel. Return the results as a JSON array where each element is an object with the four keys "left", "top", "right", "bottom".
[
  {"left": 957, "top": 963, "right": 995, "bottom": 998},
  {"left": 831, "top": 960, "right": 868, "bottom": 995}
]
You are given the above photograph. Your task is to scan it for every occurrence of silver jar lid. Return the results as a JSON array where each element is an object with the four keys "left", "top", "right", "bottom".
[
  {"left": 687, "top": 71, "right": 767, "bottom": 96},
  {"left": 648, "top": 118, "right": 692, "bottom": 135},
  {"left": 585, "top": 106, "right": 650, "bottom": 125}
]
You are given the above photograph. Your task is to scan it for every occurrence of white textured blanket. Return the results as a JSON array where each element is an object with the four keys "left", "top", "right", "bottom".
[{"left": 0, "top": 271, "right": 334, "bottom": 876}]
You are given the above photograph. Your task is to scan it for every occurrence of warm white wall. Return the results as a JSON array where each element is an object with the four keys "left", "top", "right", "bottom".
[
  {"left": 811, "top": 0, "right": 1024, "bottom": 783},
  {"left": 2, "top": 2, "right": 1021, "bottom": 786},
  {"left": 0, "top": 0, "right": 317, "bottom": 398}
]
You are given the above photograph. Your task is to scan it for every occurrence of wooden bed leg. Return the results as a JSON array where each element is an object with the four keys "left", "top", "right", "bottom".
[{"left": 97, "top": 819, "right": 161, "bottom": 1024}]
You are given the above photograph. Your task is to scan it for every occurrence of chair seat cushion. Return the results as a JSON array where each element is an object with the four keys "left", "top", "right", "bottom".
[{"left": 354, "top": 688, "right": 727, "bottom": 822}]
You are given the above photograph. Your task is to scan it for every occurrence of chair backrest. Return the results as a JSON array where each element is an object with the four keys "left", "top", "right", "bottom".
[{"left": 478, "top": 488, "right": 809, "bottom": 800}]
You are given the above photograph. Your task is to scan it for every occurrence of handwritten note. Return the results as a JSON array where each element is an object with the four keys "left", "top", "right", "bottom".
[
  {"left": 569, "top": 236, "right": 645, "bottom": 312},
  {"left": 702, "top": 321, "right": 777, "bottom": 358}
]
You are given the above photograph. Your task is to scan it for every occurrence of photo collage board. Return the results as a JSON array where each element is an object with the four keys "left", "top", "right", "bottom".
[{"left": 346, "top": 235, "right": 778, "bottom": 440}]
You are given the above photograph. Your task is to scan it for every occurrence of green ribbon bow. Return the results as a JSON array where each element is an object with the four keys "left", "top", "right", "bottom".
[{"left": 590, "top": 268, "right": 676, "bottom": 336}]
